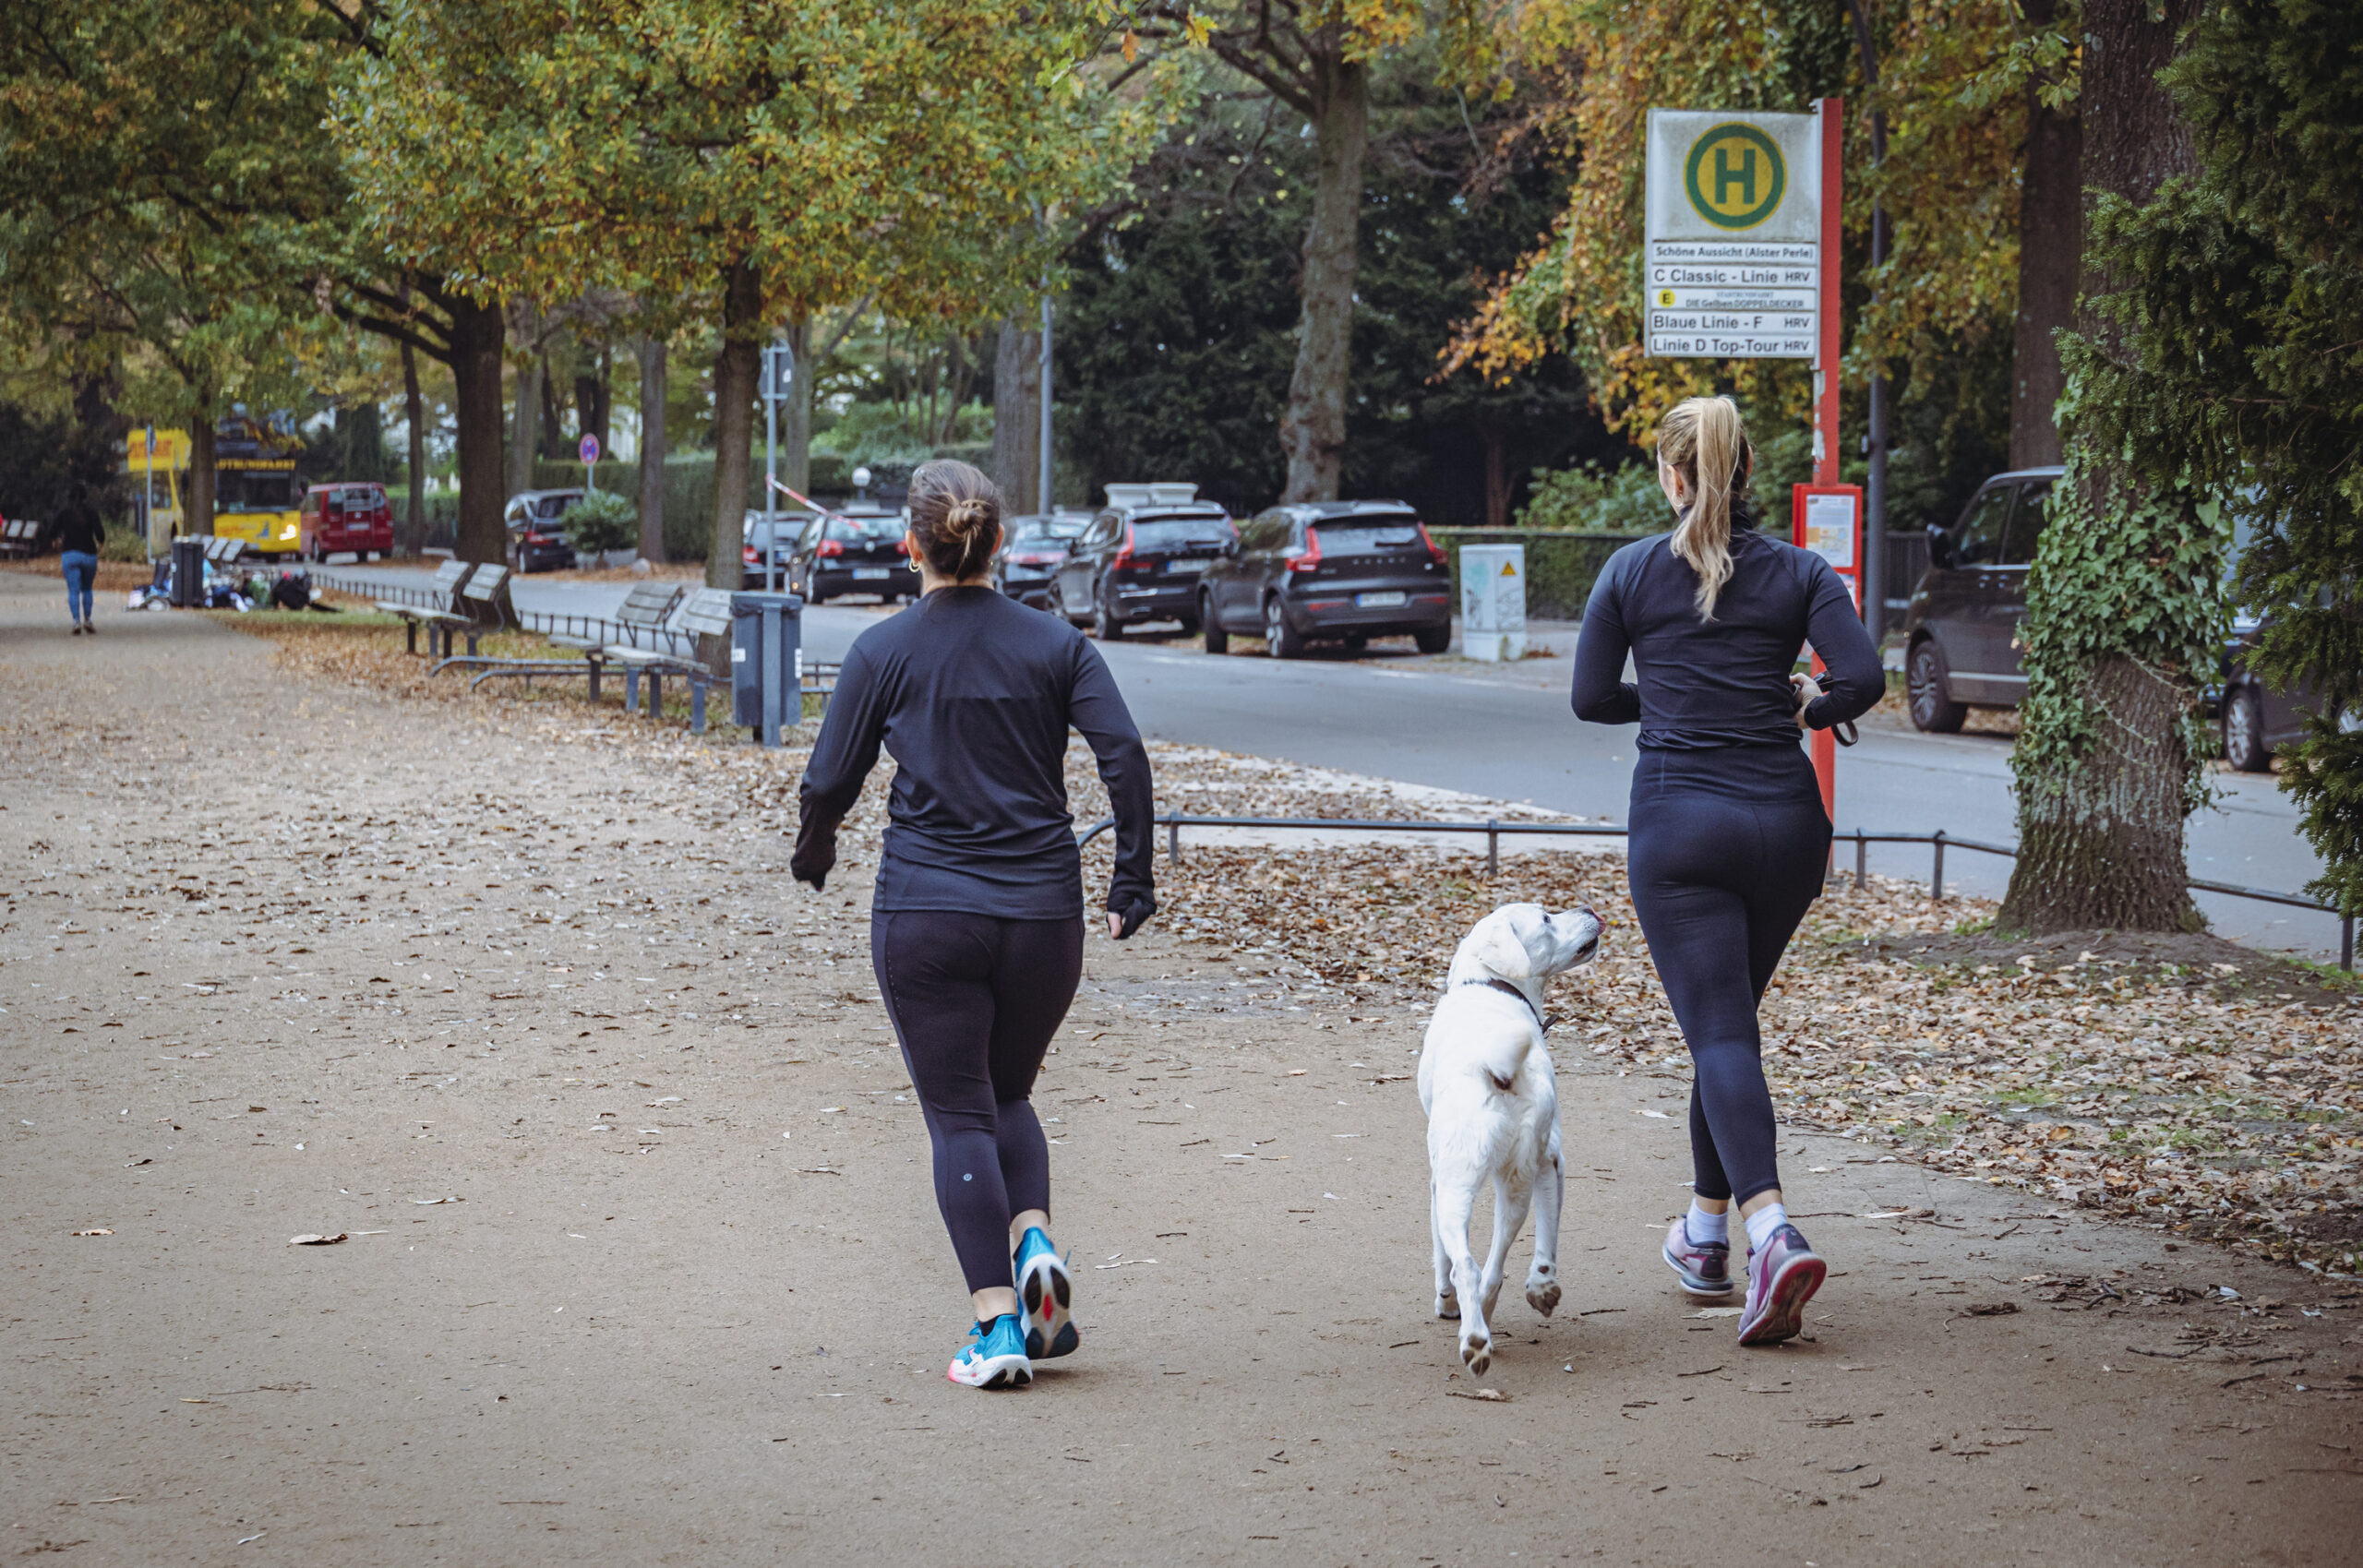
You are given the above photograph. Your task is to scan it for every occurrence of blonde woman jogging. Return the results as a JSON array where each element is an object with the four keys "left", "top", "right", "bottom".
[
  {"left": 1571, "top": 397, "right": 1881, "bottom": 1345},
  {"left": 793, "top": 459, "right": 1156, "bottom": 1389}
]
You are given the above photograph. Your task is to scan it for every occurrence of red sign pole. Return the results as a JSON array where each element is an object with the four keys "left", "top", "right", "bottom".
[{"left": 1799, "top": 96, "right": 1846, "bottom": 826}]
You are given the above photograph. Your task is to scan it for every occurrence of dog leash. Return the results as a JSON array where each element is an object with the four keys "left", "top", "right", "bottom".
[{"left": 1460, "top": 977, "right": 1561, "bottom": 1034}]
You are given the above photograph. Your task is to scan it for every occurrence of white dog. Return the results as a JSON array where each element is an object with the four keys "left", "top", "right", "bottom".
[{"left": 1419, "top": 902, "right": 1603, "bottom": 1378}]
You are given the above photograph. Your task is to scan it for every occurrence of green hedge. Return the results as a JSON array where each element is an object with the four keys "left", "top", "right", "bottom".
[{"left": 1430, "top": 528, "right": 1657, "bottom": 622}]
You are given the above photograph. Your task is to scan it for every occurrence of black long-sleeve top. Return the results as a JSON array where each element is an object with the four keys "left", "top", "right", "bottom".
[
  {"left": 55, "top": 500, "right": 104, "bottom": 557},
  {"left": 1571, "top": 520, "right": 1883, "bottom": 749},
  {"left": 797, "top": 585, "right": 1155, "bottom": 920}
]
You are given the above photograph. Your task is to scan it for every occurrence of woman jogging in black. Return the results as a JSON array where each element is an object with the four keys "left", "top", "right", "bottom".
[
  {"left": 56, "top": 483, "right": 104, "bottom": 635},
  {"left": 1571, "top": 397, "right": 1881, "bottom": 1346},
  {"left": 794, "top": 459, "right": 1156, "bottom": 1390}
]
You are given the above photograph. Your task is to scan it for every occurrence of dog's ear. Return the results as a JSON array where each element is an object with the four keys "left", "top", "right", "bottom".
[{"left": 1473, "top": 909, "right": 1539, "bottom": 978}]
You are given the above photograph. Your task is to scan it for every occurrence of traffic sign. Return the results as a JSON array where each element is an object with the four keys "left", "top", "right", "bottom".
[
  {"left": 1644, "top": 111, "right": 1824, "bottom": 361},
  {"left": 579, "top": 434, "right": 601, "bottom": 465},
  {"left": 762, "top": 343, "right": 796, "bottom": 401}
]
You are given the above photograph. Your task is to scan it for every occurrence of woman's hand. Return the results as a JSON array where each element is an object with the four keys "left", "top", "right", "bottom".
[
  {"left": 1107, "top": 892, "right": 1156, "bottom": 940},
  {"left": 1788, "top": 672, "right": 1823, "bottom": 729}
]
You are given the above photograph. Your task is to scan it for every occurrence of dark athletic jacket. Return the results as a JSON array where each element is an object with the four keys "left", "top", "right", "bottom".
[
  {"left": 796, "top": 585, "right": 1155, "bottom": 923},
  {"left": 1571, "top": 512, "right": 1883, "bottom": 749}
]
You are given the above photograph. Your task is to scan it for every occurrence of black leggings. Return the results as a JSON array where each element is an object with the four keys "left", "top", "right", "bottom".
[
  {"left": 1626, "top": 752, "right": 1831, "bottom": 1206},
  {"left": 871, "top": 909, "right": 1084, "bottom": 1295}
]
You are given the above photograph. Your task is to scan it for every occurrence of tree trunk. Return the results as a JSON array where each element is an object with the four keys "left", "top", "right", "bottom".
[
  {"left": 1481, "top": 425, "right": 1510, "bottom": 530},
  {"left": 449, "top": 292, "right": 511, "bottom": 572},
  {"left": 539, "top": 354, "right": 567, "bottom": 461},
  {"left": 578, "top": 341, "right": 611, "bottom": 453},
  {"left": 187, "top": 412, "right": 216, "bottom": 537},
  {"left": 706, "top": 253, "right": 762, "bottom": 593},
  {"left": 991, "top": 315, "right": 1042, "bottom": 514},
  {"left": 636, "top": 333, "right": 666, "bottom": 564},
  {"left": 784, "top": 316, "right": 812, "bottom": 498},
  {"left": 1997, "top": 0, "right": 2202, "bottom": 936},
  {"left": 508, "top": 348, "right": 542, "bottom": 500},
  {"left": 1278, "top": 50, "right": 1369, "bottom": 503},
  {"left": 402, "top": 339, "right": 427, "bottom": 556},
  {"left": 2009, "top": 0, "right": 2082, "bottom": 470}
]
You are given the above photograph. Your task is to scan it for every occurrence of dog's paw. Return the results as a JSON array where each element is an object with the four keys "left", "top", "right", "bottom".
[
  {"left": 1526, "top": 1275, "right": 1563, "bottom": 1318},
  {"left": 1434, "top": 1291, "right": 1460, "bottom": 1321},
  {"left": 1460, "top": 1333, "right": 1493, "bottom": 1380}
]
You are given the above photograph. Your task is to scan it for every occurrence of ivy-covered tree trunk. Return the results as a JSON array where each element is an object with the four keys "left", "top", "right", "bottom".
[
  {"left": 636, "top": 333, "right": 666, "bottom": 564},
  {"left": 1997, "top": 0, "right": 2210, "bottom": 936},
  {"left": 706, "top": 253, "right": 762, "bottom": 593},
  {"left": 2008, "top": 0, "right": 2081, "bottom": 470},
  {"left": 1278, "top": 46, "right": 1367, "bottom": 504}
]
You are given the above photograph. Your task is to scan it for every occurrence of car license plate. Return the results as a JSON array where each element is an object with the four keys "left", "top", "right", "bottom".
[
  {"left": 1167, "top": 558, "right": 1212, "bottom": 572},
  {"left": 853, "top": 568, "right": 892, "bottom": 579},
  {"left": 1356, "top": 591, "right": 1407, "bottom": 608}
]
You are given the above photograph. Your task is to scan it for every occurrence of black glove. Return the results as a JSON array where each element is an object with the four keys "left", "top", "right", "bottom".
[
  {"left": 790, "top": 825, "right": 836, "bottom": 892},
  {"left": 1107, "top": 890, "right": 1156, "bottom": 940}
]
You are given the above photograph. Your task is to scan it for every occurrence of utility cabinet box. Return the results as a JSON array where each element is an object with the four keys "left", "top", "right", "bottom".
[
  {"left": 1458, "top": 543, "right": 1527, "bottom": 662},
  {"left": 729, "top": 592, "right": 802, "bottom": 748}
]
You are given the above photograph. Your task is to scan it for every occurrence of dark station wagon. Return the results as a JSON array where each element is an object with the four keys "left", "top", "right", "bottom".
[
  {"left": 1198, "top": 500, "right": 1453, "bottom": 658},
  {"left": 1049, "top": 484, "right": 1236, "bottom": 639},
  {"left": 1901, "top": 466, "right": 2060, "bottom": 731}
]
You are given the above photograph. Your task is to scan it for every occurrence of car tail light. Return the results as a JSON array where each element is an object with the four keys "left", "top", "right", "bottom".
[
  {"left": 1284, "top": 533, "right": 1325, "bottom": 573},
  {"left": 742, "top": 545, "right": 761, "bottom": 564},
  {"left": 893, "top": 539, "right": 909, "bottom": 556},
  {"left": 1110, "top": 543, "right": 1145, "bottom": 572},
  {"left": 816, "top": 539, "right": 844, "bottom": 557},
  {"left": 1418, "top": 523, "right": 1447, "bottom": 569},
  {"left": 1015, "top": 552, "right": 1062, "bottom": 566}
]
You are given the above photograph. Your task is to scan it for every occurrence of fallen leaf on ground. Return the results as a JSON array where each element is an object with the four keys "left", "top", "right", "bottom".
[{"left": 287, "top": 1233, "right": 347, "bottom": 1246}]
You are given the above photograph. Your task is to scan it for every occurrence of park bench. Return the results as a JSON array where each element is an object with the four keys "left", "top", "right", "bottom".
[
  {"left": 377, "top": 559, "right": 474, "bottom": 656},
  {"left": 601, "top": 587, "right": 738, "bottom": 731},
  {"left": 203, "top": 537, "right": 246, "bottom": 567},
  {"left": 0, "top": 518, "right": 41, "bottom": 557},
  {"left": 459, "top": 580, "right": 682, "bottom": 697}
]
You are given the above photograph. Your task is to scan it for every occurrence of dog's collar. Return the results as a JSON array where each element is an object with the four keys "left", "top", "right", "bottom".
[{"left": 1459, "top": 976, "right": 1560, "bottom": 1034}]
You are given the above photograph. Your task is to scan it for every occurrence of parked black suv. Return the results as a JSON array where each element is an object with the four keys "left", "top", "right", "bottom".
[
  {"left": 504, "top": 489, "right": 583, "bottom": 573},
  {"left": 784, "top": 503, "right": 911, "bottom": 604},
  {"left": 1198, "top": 500, "right": 1453, "bottom": 658},
  {"left": 993, "top": 511, "right": 1089, "bottom": 609},
  {"left": 1901, "top": 466, "right": 2061, "bottom": 731},
  {"left": 1049, "top": 484, "right": 1235, "bottom": 638}
]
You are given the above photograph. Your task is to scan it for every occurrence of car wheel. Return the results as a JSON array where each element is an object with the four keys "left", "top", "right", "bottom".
[
  {"left": 1201, "top": 592, "right": 1228, "bottom": 655},
  {"left": 1906, "top": 639, "right": 1968, "bottom": 733},
  {"left": 1092, "top": 583, "right": 1122, "bottom": 640},
  {"left": 1413, "top": 625, "right": 1451, "bottom": 654},
  {"left": 1264, "top": 596, "right": 1303, "bottom": 660},
  {"left": 2223, "top": 686, "right": 2272, "bottom": 772}
]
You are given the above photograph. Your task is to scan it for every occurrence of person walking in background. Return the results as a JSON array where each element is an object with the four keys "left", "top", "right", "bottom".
[
  {"left": 1570, "top": 396, "right": 1882, "bottom": 1346},
  {"left": 793, "top": 458, "right": 1157, "bottom": 1391},
  {"left": 55, "top": 482, "right": 103, "bottom": 635}
]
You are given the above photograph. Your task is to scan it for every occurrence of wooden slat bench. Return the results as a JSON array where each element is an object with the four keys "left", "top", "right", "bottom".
[{"left": 378, "top": 559, "right": 474, "bottom": 656}]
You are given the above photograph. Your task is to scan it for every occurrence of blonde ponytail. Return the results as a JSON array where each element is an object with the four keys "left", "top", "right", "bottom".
[{"left": 1657, "top": 396, "right": 1750, "bottom": 620}]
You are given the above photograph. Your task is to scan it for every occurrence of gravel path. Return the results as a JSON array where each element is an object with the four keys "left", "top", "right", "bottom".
[{"left": 1, "top": 570, "right": 2356, "bottom": 1565}]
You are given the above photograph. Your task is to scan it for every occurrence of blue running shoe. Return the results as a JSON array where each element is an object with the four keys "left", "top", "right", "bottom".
[
  {"left": 1014, "top": 1226, "right": 1079, "bottom": 1359},
  {"left": 947, "top": 1313, "right": 1032, "bottom": 1389}
]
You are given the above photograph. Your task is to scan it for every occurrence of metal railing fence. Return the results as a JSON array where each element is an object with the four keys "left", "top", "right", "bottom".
[{"left": 1075, "top": 812, "right": 2354, "bottom": 970}]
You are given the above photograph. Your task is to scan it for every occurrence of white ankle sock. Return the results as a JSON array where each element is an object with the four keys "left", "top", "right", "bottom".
[
  {"left": 1743, "top": 1203, "right": 1789, "bottom": 1253},
  {"left": 1684, "top": 1200, "right": 1728, "bottom": 1247}
]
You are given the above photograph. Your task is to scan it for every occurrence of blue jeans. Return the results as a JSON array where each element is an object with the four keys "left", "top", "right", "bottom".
[{"left": 61, "top": 551, "right": 97, "bottom": 623}]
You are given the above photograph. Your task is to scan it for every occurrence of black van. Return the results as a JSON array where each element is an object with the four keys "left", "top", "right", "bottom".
[{"left": 1901, "top": 466, "right": 2062, "bottom": 732}]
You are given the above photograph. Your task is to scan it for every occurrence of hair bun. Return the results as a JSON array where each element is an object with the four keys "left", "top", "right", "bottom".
[{"left": 943, "top": 497, "right": 990, "bottom": 538}]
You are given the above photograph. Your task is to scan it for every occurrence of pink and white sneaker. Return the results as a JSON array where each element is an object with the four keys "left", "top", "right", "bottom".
[
  {"left": 1661, "top": 1216, "right": 1733, "bottom": 1296},
  {"left": 1736, "top": 1224, "right": 1826, "bottom": 1346}
]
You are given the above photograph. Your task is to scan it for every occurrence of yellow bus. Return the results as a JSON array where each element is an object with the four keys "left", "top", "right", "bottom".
[{"left": 123, "top": 413, "right": 305, "bottom": 558}]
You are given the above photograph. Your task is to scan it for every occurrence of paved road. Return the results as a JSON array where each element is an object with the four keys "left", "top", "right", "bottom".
[{"left": 319, "top": 562, "right": 2343, "bottom": 961}]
